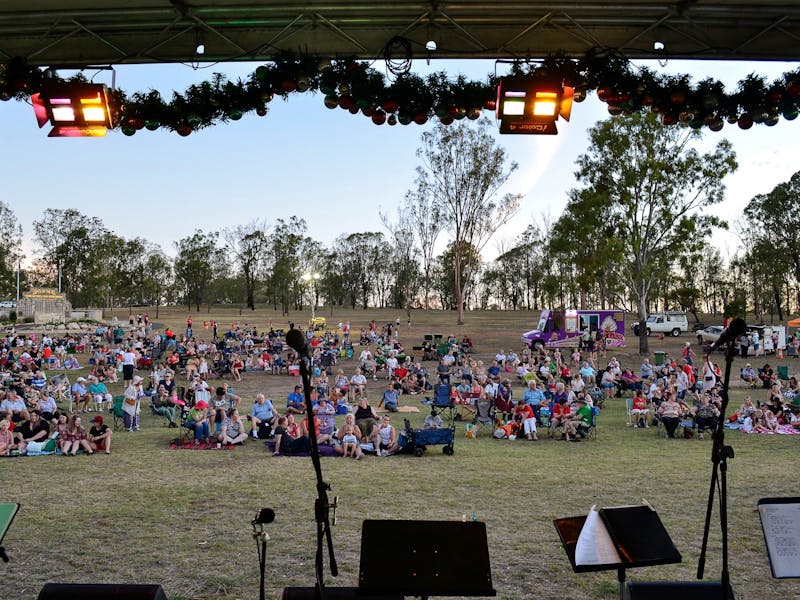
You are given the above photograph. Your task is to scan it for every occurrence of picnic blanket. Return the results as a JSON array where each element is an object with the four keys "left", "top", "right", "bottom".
[
  {"left": 740, "top": 424, "right": 800, "bottom": 435},
  {"left": 168, "top": 438, "right": 236, "bottom": 450},
  {"left": 264, "top": 441, "right": 339, "bottom": 457},
  {"left": 376, "top": 405, "right": 420, "bottom": 413}
]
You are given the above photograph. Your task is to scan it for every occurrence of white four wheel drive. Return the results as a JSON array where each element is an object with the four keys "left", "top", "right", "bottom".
[{"left": 632, "top": 312, "right": 689, "bottom": 337}]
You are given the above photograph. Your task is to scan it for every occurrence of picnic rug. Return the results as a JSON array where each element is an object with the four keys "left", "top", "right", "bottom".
[
  {"left": 264, "top": 441, "right": 339, "bottom": 457},
  {"left": 376, "top": 405, "right": 420, "bottom": 413},
  {"left": 168, "top": 438, "right": 236, "bottom": 450}
]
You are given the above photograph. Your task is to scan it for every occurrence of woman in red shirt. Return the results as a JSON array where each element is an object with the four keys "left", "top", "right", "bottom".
[{"left": 514, "top": 400, "right": 538, "bottom": 440}]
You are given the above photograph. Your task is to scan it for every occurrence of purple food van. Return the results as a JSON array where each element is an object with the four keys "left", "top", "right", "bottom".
[{"left": 521, "top": 309, "right": 626, "bottom": 349}]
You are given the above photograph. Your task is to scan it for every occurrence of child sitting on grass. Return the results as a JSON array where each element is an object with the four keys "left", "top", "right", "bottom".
[{"left": 341, "top": 424, "right": 360, "bottom": 459}]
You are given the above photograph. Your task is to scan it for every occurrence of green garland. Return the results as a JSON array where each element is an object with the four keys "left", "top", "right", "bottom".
[{"left": 1, "top": 51, "right": 798, "bottom": 135}]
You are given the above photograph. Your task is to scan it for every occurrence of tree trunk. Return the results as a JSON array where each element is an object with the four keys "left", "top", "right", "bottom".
[
  {"left": 637, "top": 295, "right": 650, "bottom": 355},
  {"left": 455, "top": 250, "right": 464, "bottom": 325}
]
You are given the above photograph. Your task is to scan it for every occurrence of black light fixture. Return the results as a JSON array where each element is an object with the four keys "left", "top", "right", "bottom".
[
  {"left": 31, "top": 82, "right": 113, "bottom": 137},
  {"left": 496, "top": 76, "right": 574, "bottom": 134}
]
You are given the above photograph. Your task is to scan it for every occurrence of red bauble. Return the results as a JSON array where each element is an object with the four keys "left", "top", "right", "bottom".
[
  {"left": 413, "top": 113, "right": 428, "bottom": 125},
  {"left": 786, "top": 82, "right": 800, "bottom": 97},
  {"left": 439, "top": 115, "right": 454, "bottom": 125},
  {"left": 348, "top": 105, "right": 359, "bottom": 114},
  {"left": 607, "top": 105, "right": 623, "bottom": 116},
  {"left": 483, "top": 99, "right": 496, "bottom": 111},
  {"left": 371, "top": 111, "right": 386, "bottom": 125},
  {"left": 338, "top": 96, "right": 354, "bottom": 110},
  {"left": 661, "top": 114, "right": 677, "bottom": 126},
  {"left": 446, "top": 106, "right": 459, "bottom": 117},
  {"left": 176, "top": 125, "right": 192, "bottom": 137},
  {"left": 670, "top": 89, "right": 686, "bottom": 105},
  {"left": 127, "top": 117, "right": 144, "bottom": 130},
  {"left": 382, "top": 100, "right": 398, "bottom": 114},
  {"left": 281, "top": 80, "right": 297, "bottom": 94},
  {"left": 596, "top": 87, "right": 614, "bottom": 102},
  {"left": 737, "top": 113, "right": 754, "bottom": 129}
]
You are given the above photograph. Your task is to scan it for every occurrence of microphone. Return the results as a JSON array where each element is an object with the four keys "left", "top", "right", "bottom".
[
  {"left": 286, "top": 328, "right": 310, "bottom": 359},
  {"left": 710, "top": 318, "right": 748, "bottom": 351},
  {"left": 253, "top": 507, "right": 275, "bottom": 526}
]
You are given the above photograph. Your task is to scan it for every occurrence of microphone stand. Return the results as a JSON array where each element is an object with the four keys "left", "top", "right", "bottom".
[
  {"left": 298, "top": 350, "right": 338, "bottom": 599},
  {"left": 696, "top": 342, "right": 735, "bottom": 599}
]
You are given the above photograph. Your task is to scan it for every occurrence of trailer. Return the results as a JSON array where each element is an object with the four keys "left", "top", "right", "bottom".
[{"left": 521, "top": 308, "right": 626, "bottom": 349}]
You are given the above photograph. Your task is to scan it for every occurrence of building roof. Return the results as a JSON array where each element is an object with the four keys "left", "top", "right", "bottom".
[{"left": 1, "top": 1, "right": 799, "bottom": 66}]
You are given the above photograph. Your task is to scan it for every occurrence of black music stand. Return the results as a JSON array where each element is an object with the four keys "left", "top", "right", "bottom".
[
  {"left": 358, "top": 520, "right": 496, "bottom": 599},
  {"left": 0, "top": 502, "right": 20, "bottom": 563},
  {"left": 554, "top": 507, "right": 681, "bottom": 600}
]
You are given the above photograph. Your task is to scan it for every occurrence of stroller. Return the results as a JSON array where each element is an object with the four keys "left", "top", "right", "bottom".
[{"left": 400, "top": 418, "right": 455, "bottom": 457}]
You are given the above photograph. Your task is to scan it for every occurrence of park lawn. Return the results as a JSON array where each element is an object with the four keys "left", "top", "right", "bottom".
[{"left": 0, "top": 306, "right": 797, "bottom": 600}]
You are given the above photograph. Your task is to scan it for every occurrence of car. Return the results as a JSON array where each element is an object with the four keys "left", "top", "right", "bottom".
[
  {"left": 631, "top": 312, "right": 689, "bottom": 337},
  {"left": 0, "top": 300, "right": 15, "bottom": 309},
  {"left": 697, "top": 326, "right": 725, "bottom": 345}
]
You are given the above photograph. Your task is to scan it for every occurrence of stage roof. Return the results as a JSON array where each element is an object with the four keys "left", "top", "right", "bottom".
[{"left": 1, "top": 1, "right": 799, "bottom": 67}]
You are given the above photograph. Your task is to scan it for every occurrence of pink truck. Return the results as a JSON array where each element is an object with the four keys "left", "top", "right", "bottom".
[{"left": 522, "top": 309, "right": 626, "bottom": 349}]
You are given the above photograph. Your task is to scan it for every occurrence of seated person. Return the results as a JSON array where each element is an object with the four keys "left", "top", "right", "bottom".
[
  {"left": 88, "top": 375, "right": 113, "bottom": 412},
  {"left": 218, "top": 408, "right": 248, "bottom": 445},
  {"left": 0, "top": 389, "right": 30, "bottom": 423},
  {"left": 314, "top": 397, "right": 336, "bottom": 437},
  {"left": 187, "top": 399, "right": 210, "bottom": 443},
  {"left": 759, "top": 363, "right": 776, "bottom": 388},
  {"left": 14, "top": 409, "right": 50, "bottom": 453},
  {"left": 378, "top": 382, "right": 399, "bottom": 412},
  {"left": 522, "top": 380, "right": 545, "bottom": 421},
  {"left": 353, "top": 396, "right": 379, "bottom": 442},
  {"left": 340, "top": 423, "right": 361, "bottom": 459},
  {"left": 740, "top": 363, "right": 758, "bottom": 387},
  {"left": 550, "top": 397, "right": 571, "bottom": 437},
  {"left": 273, "top": 415, "right": 310, "bottom": 455},
  {"left": 334, "top": 413, "right": 364, "bottom": 458},
  {"left": 301, "top": 412, "right": 331, "bottom": 445},
  {"left": 514, "top": 399, "right": 537, "bottom": 441},
  {"left": 790, "top": 406, "right": 800, "bottom": 430},
  {"left": 63, "top": 415, "right": 93, "bottom": 455},
  {"left": 88, "top": 415, "right": 113, "bottom": 454},
  {"left": 423, "top": 409, "right": 443, "bottom": 429},
  {"left": 599, "top": 367, "right": 618, "bottom": 399},
  {"left": 620, "top": 369, "right": 642, "bottom": 393},
  {"left": 286, "top": 385, "right": 306, "bottom": 414},
  {"left": 657, "top": 394, "right": 684, "bottom": 438},
  {"left": 376, "top": 415, "right": 400, "bottom": 456},
  {"left": 0, "top": 419, "right": 16, "bottom": 455},
  {"left": 250, "top": 394, "right": 276, "bottom": 439},
  {"left": 35, "top": 392, "right": 59, "bottom": 423},
  {"left": 630, "top": 390, "right": 649, "bottom": 428},
  {"left": 151, "top": 386, "right": 179, "bottom": 428},
  {"left": 563, "top": 398, "right": 592, "bottom": 441}
]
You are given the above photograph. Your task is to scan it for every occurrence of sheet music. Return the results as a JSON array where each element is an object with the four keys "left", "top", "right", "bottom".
[
  {"left": 759, "top": 501, "right": 800, "bottom": 578},
  {"left": 575, "top": 505, "right": 622, "bottom": 566}
]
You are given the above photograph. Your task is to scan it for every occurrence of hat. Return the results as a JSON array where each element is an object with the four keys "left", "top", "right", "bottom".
[
  {"left": 76, "top": 377, "right": 86, "bottom": 382},
  {"left": 93, "top": 415, "right": 104, "bottom": 423},
  {"left": 132, "top": 375, "right": 143, "bottom": 384},
  {"left": 576, "top": 397, "right": 587, "bottom": 404},
  {"left": 194, "top": 399, "right": 209, "bottom": 410},
  {"left": 746, "top": 363, "right": 751, "bottom": 367}
]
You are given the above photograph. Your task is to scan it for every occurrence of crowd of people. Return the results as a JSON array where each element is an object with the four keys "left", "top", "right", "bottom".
[{"left": 2, "top": 316, "right": 799, "bottom": 458}]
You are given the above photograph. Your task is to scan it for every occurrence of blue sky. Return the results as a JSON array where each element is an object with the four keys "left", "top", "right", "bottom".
[{"left": 1, "top": 58, "right": 797, "bottom": 266}]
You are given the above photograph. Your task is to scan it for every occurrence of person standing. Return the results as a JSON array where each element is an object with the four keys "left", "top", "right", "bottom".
[
  {"left": 123, "top": 375, "right": 145, "bottom": 431},
  {"left": 121, "top": 345, "right": 137, "bottom": 385}
]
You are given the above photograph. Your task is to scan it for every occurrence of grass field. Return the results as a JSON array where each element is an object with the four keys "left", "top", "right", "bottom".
[{"left": 1, "top": 306, "right": 799, "bottom": 600}]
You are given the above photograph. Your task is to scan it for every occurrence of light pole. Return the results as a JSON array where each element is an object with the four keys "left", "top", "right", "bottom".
[{"left": 301, "top": 272, "right": 321, "bottom": 321}]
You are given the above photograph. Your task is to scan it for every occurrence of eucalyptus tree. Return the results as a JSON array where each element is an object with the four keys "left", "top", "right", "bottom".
[
  {"left": 562, "top": 113, "right": 737, "bottom": 354},
  {"left": 174, "top": 230, "right": 226, "bottom": 311},
  {"left": 0, "top": 201, "right": 22, "bottom": 298},
  {"left": 414, "top": 118, "right": 521, "bottom": 324},
  {"left": 223, "top": 219, "right": 269, "bottom": 311}
]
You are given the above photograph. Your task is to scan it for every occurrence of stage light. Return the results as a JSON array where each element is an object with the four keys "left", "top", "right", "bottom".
[
  {"left": 31, "top": 83, "right": 113, "bottom": 137},
  {"left": 496, "top": 76, "right": 574, "bottom": 135}
]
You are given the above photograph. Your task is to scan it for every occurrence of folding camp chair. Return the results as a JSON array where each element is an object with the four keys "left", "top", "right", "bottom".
[
  {"left": 111, "top": 395, "right": 126, "bottom": 430},
  {"left": 472, "top": 398, "right": 495, "bottom": 435}
]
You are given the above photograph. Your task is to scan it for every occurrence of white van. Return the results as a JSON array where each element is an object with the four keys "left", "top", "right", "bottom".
[{"left": 631, "top": 312, "right": 689, "bottom": 337}]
